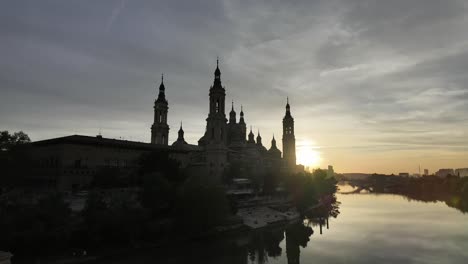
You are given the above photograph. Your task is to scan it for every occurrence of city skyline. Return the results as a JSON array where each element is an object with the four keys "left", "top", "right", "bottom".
[{"left": 1, "top": 0, "right": 468, "bottom": 174}]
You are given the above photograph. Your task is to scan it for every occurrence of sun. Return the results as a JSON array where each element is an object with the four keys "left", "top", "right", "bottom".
[{"left": 296, "top": 141, "right": 322, "bottom": 168}]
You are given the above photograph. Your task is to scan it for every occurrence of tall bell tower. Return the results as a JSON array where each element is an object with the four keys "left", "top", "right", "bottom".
[
  {"left": 205, "top": 58, "right": 227, "bottom": 145},
  {"left": 151, "top": 75, "right": 169, "bottom": 145},
  {"left": 282, "top": 97, "right": 296, "bottom": 167},
  {"left": 199, "top": 59, "right": 228, "bottom": 179}
]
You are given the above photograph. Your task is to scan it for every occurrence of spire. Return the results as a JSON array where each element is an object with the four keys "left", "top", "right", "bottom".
[
  {"left": 214, "top": 57, "right": 221, "bottom": 79},
  {"left": 269, "top": 133, "right": 281, "bottom": 157},
  {"left": 211, "top": 58, "right": 222, "bottom": 90},
  {"left": 229, "top": 100, "right": 236, "bottom": 123},
  {"left": 256, "top": 130, "right": 262, "bottom": 145},
  {"left": 284, "top": 96, "right": 292, "bottom": 117},
  {"left": 177, "top": 121, "right": 185, "bottom": 141},
  {"left": 159, "top": 73, "right": 165, "bottom": 91},
  {"left": 239, "top": 104, "right": 245, "bottom": 124},
  {"left": 156, "top": 74, "right": 167, "bottom": 103},
  {"left": 248, "top": 126, "right": 255, "bottom": 143},
  {"left": 271, "top": 134, "right": 277, "bottom": 148}
]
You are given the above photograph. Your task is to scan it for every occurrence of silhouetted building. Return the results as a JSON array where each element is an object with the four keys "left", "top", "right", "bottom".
[
  {"left": 455, "top": 168, "right": 468, "bottom": 177},
  {"left": 151, "top": 75, "right": 169, "bottom": 145},
  {"left": 282, "top": 97, "right": 296, "bottom": 168},
  {"left": 196, "top": 60, "right": 299, "bottom": 178},
  {"left": 435, "top": 168, "right": 455, "bottom": 178},
  {"left": 28, "top": 135, "right": 200, "bottom": 190},
  {"left": 25, "top": 60, "right": 301, "bottom": 190},
  {"left": 424, "top": 169, "right": 429, "bottom": 176},
  {"left": 327, "top": 165, "right": 334, "bottom": 178}
]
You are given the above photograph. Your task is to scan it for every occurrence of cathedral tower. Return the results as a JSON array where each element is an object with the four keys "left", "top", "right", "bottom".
[
  {"left": 151, "top": 75, "right": 169, "bottom": 145},
  {"left": 239, "top": 105, "right": 247, "bottom": 141},
  {"left": 199, "top": 59, "right": 229, "bottom": 178},
  {"left": 204, "top": 59, "right": 227, "bottom": 145},
  {"left": 282, "top": 97, "right": 296, "bottom": 167}
]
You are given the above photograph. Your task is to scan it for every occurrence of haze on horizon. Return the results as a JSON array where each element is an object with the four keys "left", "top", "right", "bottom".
[{"left": 1, "top": 0, "right": 467, "bottom": 175}]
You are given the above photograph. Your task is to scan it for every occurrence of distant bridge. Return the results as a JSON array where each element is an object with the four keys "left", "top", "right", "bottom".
[
  {"left": 339, "top": 184, "right": 374, "bottom": 194},
  {"left": 340, "top": 178, "right": 403, "bottom": 194}
]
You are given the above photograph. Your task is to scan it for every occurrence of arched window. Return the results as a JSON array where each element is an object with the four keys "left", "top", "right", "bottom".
[
  {"left": 216, "top": 100, "right": 220, "bottom": 113},
  {"left": 162, "top": 135, "right": 166, "bottom": 144},
  {"left": 211, "top": 127, "right": 215, "bottom": 139}
]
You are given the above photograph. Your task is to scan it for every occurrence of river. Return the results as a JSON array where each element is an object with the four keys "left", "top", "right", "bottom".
[{"left": 97, "top": 184, "right": 468, "bottom": 264}]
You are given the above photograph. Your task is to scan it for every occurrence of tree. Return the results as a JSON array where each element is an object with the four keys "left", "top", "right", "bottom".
[
  {"left": 0, "top": 192, "right": 72, "bottom": 255},
  {"left": 0, "top": 131, "right": 33, "bottom": 188},
  {"left": 175, "top": 174, "right": 230, "bottom": 234},
  {"left": 139, "top": 172, "right": 173, "bottom": 215},
  {"left": 0, "top": 131, "right": 31, "bottom": 151}
]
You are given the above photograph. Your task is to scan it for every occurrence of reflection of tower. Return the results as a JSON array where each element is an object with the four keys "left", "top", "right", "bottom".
[
  {"left": 282, "top": 97, "right": 296, "bottom": 168},
  {"left": 285, "top": 228, "right": 300, "bottom": 264},
  {"left": 151, "top": 75, "right": 169, "bottom": 145}
]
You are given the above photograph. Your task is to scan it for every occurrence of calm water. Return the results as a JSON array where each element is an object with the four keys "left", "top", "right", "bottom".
[{"left": 102, "top": 186, "right": 468, "bottom": 264}]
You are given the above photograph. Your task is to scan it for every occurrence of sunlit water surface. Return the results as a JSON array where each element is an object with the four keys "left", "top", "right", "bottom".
[{"left": 100, "top": 186, "right": 468, "bottom": 264}]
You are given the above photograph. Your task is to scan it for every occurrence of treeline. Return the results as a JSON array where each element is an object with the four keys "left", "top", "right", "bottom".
[
  {"left": 366, "top": 174, "right": 468, "bottom": 213},
  {"left": 284, "top": 169, "right": 340, "bottom": 218}
]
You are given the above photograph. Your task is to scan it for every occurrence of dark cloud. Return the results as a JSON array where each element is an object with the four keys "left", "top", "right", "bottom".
[{"left": 1, "top": 0, "right": 467, "bottom": 173}]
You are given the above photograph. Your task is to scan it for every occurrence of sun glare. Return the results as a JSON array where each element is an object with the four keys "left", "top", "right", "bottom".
[{"left": 296, "top": 141, "right": 322, "bottom": 168}]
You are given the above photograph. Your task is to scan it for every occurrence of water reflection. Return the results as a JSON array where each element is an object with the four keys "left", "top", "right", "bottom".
[
  {"left": 242, "top": 221, "right": 319, "bottom": 264},
  {"left": 343, "top": 176, "right": 468, "bottom": 214},
  {"left": 92, "top": 185, "right": 468, "bottom": 264}
]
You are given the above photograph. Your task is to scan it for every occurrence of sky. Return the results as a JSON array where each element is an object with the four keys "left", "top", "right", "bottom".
[{"left": 1, "top": 0, "right": 467, "bottom": 174}]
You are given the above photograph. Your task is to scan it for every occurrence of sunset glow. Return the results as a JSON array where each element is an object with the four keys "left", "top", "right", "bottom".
[{"left": 296, "top": 141, "right": 322, "bottom": 168}]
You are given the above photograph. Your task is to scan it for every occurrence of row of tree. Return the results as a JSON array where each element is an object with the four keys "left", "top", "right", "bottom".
[{"left": 361, "top": 174, "right": 468, "bottom": 213}]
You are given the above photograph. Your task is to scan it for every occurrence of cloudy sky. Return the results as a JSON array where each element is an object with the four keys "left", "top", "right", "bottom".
[{"left": 1, "top": 0, "right": 467, "bottom": 174}]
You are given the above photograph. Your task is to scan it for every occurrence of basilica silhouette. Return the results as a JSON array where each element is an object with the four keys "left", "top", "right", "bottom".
[
  {"left": 151, "top": 60, "right": 300, "bottom": 179},
  {"left": 27, "top": 60, "right": 301, "bottom": 190}
]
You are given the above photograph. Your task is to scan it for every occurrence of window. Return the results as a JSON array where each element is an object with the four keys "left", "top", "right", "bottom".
[
  {"left": 216, "top": 100, "right": 219, "bottom": 113},
  {"left": 211, "top": 127, "right": 215, "bottom": 139},
  {"left": 159, "top": 114, "right": 162, "bottom": 123}
]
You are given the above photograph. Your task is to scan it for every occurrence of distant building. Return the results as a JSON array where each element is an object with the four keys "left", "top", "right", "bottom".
[
  {"left": 424, "top": 169, "right": 429, "bottom": 176},
  {"left": 455, "top": 168, "right": 468, "bottom": 177},
  {"left": 27, "top": 135, "right": 200, "bottom": 190},
  {"left": 327, "top": 165, "right": 334, "bottom": 178},
  {"left": 435, "top": 169, "right": 455, "bottom": 178},
  {"left": 399, "top": 173, "right": 410, "bottom": 177}
]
